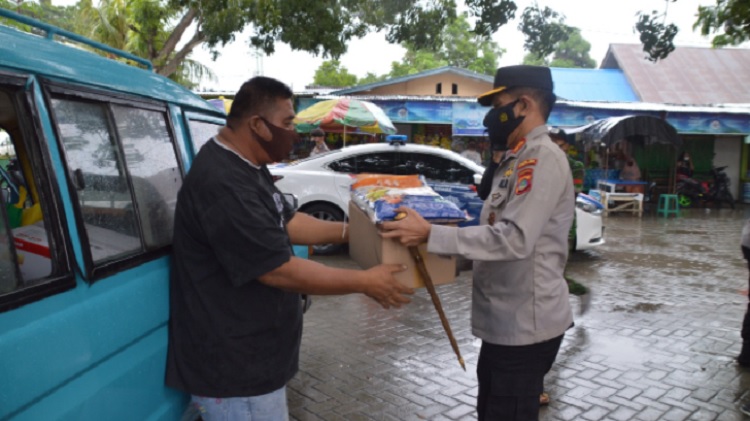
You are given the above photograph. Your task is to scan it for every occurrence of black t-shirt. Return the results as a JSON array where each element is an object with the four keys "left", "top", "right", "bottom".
[{"left": 166, "top": 138, "right": 300, "bottom": 397}]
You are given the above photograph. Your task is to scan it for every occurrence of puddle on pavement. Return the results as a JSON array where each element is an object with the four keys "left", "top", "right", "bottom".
[{"left": 611, "top": 302, "right": 664, "bottom": 313}]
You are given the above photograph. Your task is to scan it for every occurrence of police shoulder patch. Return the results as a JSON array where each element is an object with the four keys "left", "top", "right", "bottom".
[
  {"left": 515, "top": 168, "right": 534, "bottom": 195},
  {"left": 517, "top": 158, "right": 537, "bottom": 169}
]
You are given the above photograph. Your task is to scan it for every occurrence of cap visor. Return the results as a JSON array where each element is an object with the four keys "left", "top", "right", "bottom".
[{"left": 477, "top": 86, "right": 506, "bottom": 106}]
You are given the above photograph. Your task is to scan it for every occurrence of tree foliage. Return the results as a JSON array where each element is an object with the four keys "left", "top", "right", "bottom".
[
  {"left": 523, "top": 27, "right": 596, "bottom": 68},
  {"left": 312, "top": 60, "right": 358, "bottom": 87},
  {"left": 3, "top": 0, "right": 750, "bottom": 87},
  {"left": 387, "top": 13, "right": 503, "bottom": 78}
]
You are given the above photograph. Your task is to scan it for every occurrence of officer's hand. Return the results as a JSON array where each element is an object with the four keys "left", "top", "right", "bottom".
[
  {"left": 380, "top": 207, "right": 432, "bottom": 247},
  {"left": 363, "top": 264, "right": 414, "bottom": 309}
]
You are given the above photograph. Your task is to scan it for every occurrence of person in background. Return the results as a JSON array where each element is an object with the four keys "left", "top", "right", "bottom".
[
  {"left": 166, "top": 76, "right": 413, "bottom": 421},
  {"left": 382, "top": 65, "right": 573, "bottom": 421},
  {"left": 677, "top": 151, "right": 694, "bottom": 179},
  {"left": 461, "top": 140, "right": 483, "bottom": 165},
  {"left": 620, "top": 156, "right": 642, "bottom": 193},
  {"left": 309, "top": 128, "right": 329, "bottom": 156}
]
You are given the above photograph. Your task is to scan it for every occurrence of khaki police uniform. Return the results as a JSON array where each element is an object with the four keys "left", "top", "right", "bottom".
[{"left": 428, "top": 125, "right": 574, "bottom": 346}]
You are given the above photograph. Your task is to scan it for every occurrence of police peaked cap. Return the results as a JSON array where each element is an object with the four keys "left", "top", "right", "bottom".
[{"left": 478, "top": 65, "right": 554, "bottom": 106}]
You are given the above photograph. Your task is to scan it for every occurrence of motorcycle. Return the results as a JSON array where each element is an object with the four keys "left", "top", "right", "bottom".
[{"left": 676, "top": 166, "right": 735, "bottom": 209}]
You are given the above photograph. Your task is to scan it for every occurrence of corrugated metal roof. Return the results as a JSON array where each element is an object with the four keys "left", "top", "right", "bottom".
[
  {"left": 550, "top": 68, "right": 638, "bottom": 102},
  {"left": 601, "top": 43, "right": 750, "bottom": 105}
]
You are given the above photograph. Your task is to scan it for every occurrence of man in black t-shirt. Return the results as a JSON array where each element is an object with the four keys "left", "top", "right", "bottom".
[{"left": 166, "top": 77, "right": 413, "bottom": 420}]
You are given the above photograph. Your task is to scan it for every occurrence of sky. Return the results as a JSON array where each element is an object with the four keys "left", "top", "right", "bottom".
[{"left": 53, "top": 0, "right": 725, "bottom": 92}]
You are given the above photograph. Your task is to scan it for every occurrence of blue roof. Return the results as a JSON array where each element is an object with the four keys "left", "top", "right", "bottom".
[
  {"left": 551, "top": 68, "right": 638, "bottom": 102},
  {"left": 0, "top": 24, "right": 221, "bottom": 114}
]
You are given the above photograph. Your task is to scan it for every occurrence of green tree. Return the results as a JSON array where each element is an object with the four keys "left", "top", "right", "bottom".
[
  {"left": 387, "top": 13, "right": 504, "bottom": 78},
  {"left": 357, "top": 72, "right": 387, "bottom": 86},
  {"left": 636, "top": 0, "right": 750, "bottom": 61},
  {"left": 312, "top": 60, "right": 357, "bottom": 87},
  {"left": 4, "top": 0, "right": 744, "bottom": 78},
  {"left": 550, "top": 29, "right": 596, "bottom": 68},
  {"left": 389, "top": 49, "right": 448, "bottom": 78},
  {"left": 523, "top": 27, "right": 596, "bottom": 68}
]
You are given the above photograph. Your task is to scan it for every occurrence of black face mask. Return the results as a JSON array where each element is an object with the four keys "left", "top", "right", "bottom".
[
  {"left": 483, "top": 99, "right": 524, "bottom": 151},
  {"left": 255, "top": 116, "right": 300, "bottom": 162}
]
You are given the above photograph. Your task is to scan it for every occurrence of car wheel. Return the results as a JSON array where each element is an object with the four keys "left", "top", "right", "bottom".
[{"left": 302, "top": 203, "right": 345, "bottom": 255}]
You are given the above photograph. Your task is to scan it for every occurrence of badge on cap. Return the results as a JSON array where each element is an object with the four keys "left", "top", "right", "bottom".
[{"left": 515, "top": 168, "right": 534, "bottom": 195}]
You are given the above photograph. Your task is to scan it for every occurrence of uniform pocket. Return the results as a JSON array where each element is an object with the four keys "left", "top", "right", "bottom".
[{"left": 489, "top": 190, "right": 507, "bottom": 209}]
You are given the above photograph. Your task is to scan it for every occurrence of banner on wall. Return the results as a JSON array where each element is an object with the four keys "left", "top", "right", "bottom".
[
  {"left": 666, "top": 112, "right": 750, "bottom": 134},
  {"left": 452, "top": 102, "right": 490, "bottom": 136},
  {"left": 371, "top": 101, "right": 452, "bottom": 123},
  {"left": 548, "top": 106, "right": 658, "bottom": 128}
]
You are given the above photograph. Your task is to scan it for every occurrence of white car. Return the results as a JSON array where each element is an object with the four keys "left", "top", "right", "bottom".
[{"left": 270, "top": 142, "right": 604, "bottom": 254}]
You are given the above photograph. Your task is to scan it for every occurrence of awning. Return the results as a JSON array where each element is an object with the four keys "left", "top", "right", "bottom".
[{"left": 566, "top": 115, "right": 682, "bottom": 148}]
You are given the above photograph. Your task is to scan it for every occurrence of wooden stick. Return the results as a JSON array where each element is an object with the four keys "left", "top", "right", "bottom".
[{"left": 408, "top": 246, "right": 465, "bottom": 371}]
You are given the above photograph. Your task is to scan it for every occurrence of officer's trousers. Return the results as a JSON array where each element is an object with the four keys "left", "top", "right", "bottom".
[{"left": 476, "top": 334, "right": 564, "bottom": 421}]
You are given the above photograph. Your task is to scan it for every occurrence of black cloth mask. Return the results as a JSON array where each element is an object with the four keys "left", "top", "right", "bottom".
[
  {"left": 255, "top": 116, "right": 299, "bottom": 163},
  {"left": 483, "top": 100, "right": 524, "bottom": 151}
]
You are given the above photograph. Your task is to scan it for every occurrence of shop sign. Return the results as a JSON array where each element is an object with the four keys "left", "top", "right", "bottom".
[{"left": 666, "top": 112, "right": 750, "bottom": 134}]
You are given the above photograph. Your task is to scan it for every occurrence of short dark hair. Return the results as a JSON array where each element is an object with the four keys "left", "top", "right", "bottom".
[
  {"left": 505, "top": 87, "right": 557, "bottom": 121},
  {"left": 311, "top": 128, "right": 325, "bottom": 137},
  {"left": 227, "top": 76, "right": 293, "bottom": 129}
]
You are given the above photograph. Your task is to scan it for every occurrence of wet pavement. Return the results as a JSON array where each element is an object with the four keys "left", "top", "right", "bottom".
[{"left": 290, "top": 206, "right": 750, "bottom": 420}]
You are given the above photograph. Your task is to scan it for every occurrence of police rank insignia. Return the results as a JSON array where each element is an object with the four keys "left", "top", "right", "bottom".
[
  {"left": 491, "top": 192, "right": 502, "bottom": 201},
  {"left": 515, "top": 168, "right": 534, "bottom": 195},
  {"left": 517, "top": 159, "right": 537, "bottom": 169},
  {"left": 504, "top": 163, "right": 514, "bottom": 177}
]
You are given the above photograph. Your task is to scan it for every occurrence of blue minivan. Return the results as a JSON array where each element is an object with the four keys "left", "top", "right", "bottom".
[{"left": 0, "top": 9, "right": 234, "bottom": 420}]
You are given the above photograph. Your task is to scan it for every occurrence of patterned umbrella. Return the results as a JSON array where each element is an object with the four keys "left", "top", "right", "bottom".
[{"left": 294, "top": 98, "right": 397, "bottom": 137}]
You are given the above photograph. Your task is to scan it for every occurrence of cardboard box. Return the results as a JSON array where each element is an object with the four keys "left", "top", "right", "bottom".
[{"left": 348, "top": 201, "right": 456, "bottom": 289}]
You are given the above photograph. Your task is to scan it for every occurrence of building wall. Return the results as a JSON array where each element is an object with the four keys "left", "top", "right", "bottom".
[
  {"left": 363, "top": 74, "right": 491, "bottom": 97},
  {"left": 714, "top": 135, "right": 743, "bottom": 199}
]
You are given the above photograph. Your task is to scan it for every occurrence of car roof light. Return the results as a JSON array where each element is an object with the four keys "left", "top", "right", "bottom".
[{"left": 385, "top": 135, "right": 408, "bottom": 145}]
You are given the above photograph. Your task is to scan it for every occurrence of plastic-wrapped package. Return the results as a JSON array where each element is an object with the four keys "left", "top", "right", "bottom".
[{"left": 350, "top": 174, "right": 467, "bottom": 223}]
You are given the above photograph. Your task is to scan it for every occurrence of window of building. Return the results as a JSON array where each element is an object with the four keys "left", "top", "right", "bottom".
[
  {"left": 436, "top": 83, "right": 442, "bottom": 94},
  {"left": 452, "top": 83, "right": 458, "bottom": 95}
]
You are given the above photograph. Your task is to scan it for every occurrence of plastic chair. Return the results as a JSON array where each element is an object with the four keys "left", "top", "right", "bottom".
[{"left": 657, "top": 194, "right": 680, "bottom": 217}]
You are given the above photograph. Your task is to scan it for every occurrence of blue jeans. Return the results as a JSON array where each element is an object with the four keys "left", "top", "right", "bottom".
[{"left": 187, "top": 387, "right": 289, "bottom": 421}]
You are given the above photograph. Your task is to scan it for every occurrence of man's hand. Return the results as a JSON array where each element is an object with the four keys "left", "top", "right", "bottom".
[
  {"left": 362, "top": 264, "right": 414, "bottom": 309},
  {"left": 379, "top": 207, "right": 432, "bottom": 247}
]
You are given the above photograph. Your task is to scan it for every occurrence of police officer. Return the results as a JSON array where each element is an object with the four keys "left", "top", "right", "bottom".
[{"left": 381, "top": 65, "right": 574, "bottom": 420}]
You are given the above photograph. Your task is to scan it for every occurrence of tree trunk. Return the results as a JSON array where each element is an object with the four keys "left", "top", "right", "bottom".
[
  {"left": 154, "top": 7, "right": 198, "bottom": 64},
  {"left": 156, "top": 31, "right": 205, "bottom": 77}
]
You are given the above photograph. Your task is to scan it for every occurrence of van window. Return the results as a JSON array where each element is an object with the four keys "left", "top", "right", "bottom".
[
  {"left": 0, "top": 84, "right": 72, "bottom": 304},
  {"left": 51, "top": 97, "right": 181, "bottom": 265},
  {"left": 112, "top": 105, "right": 181, "bottom": 249},
  {"left": 187, "top": 119, "right": 222, "bottom": 152}
]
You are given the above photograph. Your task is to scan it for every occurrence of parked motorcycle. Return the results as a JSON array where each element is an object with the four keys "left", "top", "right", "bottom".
[{"left": 676, "top": 166, "right": 735, "bottom": 209}]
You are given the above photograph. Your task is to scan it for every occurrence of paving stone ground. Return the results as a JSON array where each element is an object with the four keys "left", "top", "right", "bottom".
[{"left": 290, "top": 206, "right": 750, "bottom": 421}]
